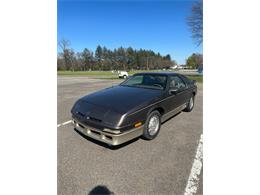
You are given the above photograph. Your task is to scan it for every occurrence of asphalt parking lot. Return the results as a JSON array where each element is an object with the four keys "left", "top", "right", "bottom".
[{"left": 57, "top": 76, "right": 203, "bottom": 195}]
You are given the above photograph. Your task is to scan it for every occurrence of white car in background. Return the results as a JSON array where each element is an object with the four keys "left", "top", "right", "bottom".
[{"left": 118, "top": 71, "right": 128, "bottom": 79}]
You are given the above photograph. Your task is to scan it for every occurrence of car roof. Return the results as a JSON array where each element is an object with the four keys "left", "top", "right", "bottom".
[{"left": 133, "top": 72, "right": 183, "bottom": 76}]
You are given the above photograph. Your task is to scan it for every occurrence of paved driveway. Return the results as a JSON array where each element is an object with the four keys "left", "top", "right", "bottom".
[{"left": 57, "top": 76, "right": 203, "bottom": 195}]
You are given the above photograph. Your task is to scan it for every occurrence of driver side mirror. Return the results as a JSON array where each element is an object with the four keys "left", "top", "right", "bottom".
[{"left": 169, "top": 87, "right": 179, "bottom": 95}]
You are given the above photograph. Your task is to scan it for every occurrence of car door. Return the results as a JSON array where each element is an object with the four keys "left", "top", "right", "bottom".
[{"left": 168, "top": 75, "right": 190, "bottom": 109}]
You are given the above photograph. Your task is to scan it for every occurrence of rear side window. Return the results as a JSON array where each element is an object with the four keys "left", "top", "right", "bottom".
[
  {"left": 169, "top": 76, "right": 186, "bottom": 89},
  {"left": 179, "top": 75, "right": 192, "bottom": 85}
]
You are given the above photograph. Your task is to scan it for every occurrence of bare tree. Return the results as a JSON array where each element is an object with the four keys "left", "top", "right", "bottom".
[
  {"left": 187, "top": 0, "right": 203, "bottom": 46},
  {"left": 58, "top": 39, "right": 70, "bottom": 51},
  {"left": 58, "top": 39, "right": 75, "bottom": 71},
  {"left": 82, "top": 48, "right": 93, "bottom": 71}
]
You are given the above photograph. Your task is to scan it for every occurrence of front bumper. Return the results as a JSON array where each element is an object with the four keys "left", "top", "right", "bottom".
[{"left": 72, "top": 119, "right": 144, "bottom": 146}]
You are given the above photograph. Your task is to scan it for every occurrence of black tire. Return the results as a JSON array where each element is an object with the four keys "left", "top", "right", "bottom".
[
  {"left": 142, "top": 110, "right": 161, "bottom": 140},
  {"left": 184, "top": 95, "right": 194, "bottom": 112}
]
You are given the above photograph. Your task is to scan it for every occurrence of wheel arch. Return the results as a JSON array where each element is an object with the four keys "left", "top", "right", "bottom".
[{"left": 149, "top": 107, "right": 165, "bottom": 117}]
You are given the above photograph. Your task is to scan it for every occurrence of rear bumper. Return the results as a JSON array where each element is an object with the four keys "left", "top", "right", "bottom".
[{"left": 72, "top": 119, "right": 143, "bottom": 146}]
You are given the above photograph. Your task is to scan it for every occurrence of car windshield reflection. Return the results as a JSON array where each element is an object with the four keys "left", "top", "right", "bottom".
[{"left": 121, "top": 74, "right": 167, "bottom": 90}]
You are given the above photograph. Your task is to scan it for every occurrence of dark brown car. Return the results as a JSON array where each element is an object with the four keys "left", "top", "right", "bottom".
[{"left": 71, "top": 72, "right": 197, "bottom": 146}]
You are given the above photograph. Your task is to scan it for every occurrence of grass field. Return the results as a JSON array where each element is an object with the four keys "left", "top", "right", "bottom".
[
  {"left": 185, "top": 75, "right": 203, "bottom": 83},
  {"left": 57, "top": 70, "right": 157, "bottom": 76},
  {"left": 57, "top": 70, "right": 203, "bottom": 82}
]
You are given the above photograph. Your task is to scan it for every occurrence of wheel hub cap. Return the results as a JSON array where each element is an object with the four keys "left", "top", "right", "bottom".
[
  {"left": 190, "top": 97, "right": 194, "bottom": 109},
  {"left": 148, "top": 116, "right": 159, "bottom": 136}
]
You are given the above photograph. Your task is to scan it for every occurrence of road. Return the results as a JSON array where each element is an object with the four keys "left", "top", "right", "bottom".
[{"left": 57, "top": 76, "right": 203, "bottom": 195}]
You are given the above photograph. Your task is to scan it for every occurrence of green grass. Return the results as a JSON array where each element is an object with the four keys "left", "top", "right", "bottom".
[
  {"left": 57, "top": 70, "right": 114, "bottom": 76},
  {"left": 57, "top": 70, "right": 159, "bottom": 76},
  {"left": 57, "top": 70, "right": 203, "bottom": 82},
  {"left": 186, "top": 75, "right": 203, "bottom": 83}
]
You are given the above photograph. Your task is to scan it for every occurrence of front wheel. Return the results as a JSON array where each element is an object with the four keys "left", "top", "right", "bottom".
[
  {"left": 142, "top": 110, "right": 161, "bottom": 140},
  {"left": 184, "top": 95, "right": 194, "bottom": 112}
]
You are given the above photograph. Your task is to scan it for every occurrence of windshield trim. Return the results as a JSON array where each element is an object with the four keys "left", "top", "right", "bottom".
[{"left": 121, "top": 84, "right": 164, "bottom": 90}]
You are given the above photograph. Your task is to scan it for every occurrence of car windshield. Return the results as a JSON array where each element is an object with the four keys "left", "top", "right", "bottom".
[{"left": 121, "top": 74, "right": 167, "bottom": 90}]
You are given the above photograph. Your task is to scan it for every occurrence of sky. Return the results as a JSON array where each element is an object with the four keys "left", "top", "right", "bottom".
[{"left": 58, "top": 0, "right": 202, "bottom": 64}]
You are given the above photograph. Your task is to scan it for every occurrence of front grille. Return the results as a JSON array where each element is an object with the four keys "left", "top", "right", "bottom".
[
  {"left": 77, "top": 111, "right": 85, "bottom": 117},
  {"left": 72, "top": 113, "right": 105, "bottom": 131},
  {"left": 89, "top": 116, "right": 102, "bottom": 123},
  {"left": 90, "top": 130, "right": 101, "bottom": 136},
  {"left": 75, "top": 111, "right": 102, "bottom": 123},
  {"left": 78, "top": 123, "right": 85, "bottom": 129}
]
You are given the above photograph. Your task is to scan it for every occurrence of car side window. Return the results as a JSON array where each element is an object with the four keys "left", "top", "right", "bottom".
[{"left": 169, "top": 76, "right": 186, "bottom": 89}]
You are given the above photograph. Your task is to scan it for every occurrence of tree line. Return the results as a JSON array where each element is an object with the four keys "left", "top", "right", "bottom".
[
  {"left": 57, "top": 0, "right": 203, "bottom": 72},
  {"left": 186, "top": 53, "right": 203, "bottom": 69},
  {"left": 57, "top": 39, "right": 176, "bottom": 71}
]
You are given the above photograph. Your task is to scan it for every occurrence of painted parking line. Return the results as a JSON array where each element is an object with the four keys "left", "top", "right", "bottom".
[
  {"left": 184, "top": 133, "right": 203, "bottom": 195},
  {"left": 57, "top": 120, "right": 72, "bottom": 128}
]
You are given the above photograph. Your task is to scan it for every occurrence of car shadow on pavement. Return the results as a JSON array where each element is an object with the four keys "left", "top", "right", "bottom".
[
  {"left": 74, "top": 128, "right": 140, "bottom": 150},
  {"left": 88, "top": 185, "right": 114, "bottom": 195}
]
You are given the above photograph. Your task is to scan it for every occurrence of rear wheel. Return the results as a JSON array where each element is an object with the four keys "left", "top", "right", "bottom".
[
  {"left": 123, "top": 75, "right": 127, "bottom": 79},
  {"left": 142, "top": 110, "right": 161, "bottom": 140},
  {"left": 184, "top": 95, "right": 194, "bottom": 112}
]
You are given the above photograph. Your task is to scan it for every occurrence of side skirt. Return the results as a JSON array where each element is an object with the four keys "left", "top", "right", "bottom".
[{"left": 161, "top": 104, "right": 187, "bottom": 122}]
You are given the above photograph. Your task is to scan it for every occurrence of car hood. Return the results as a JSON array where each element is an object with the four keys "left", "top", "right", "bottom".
[
  {"left": 71, "top": 85, "right": 162, "bottom": 128},
  {"left": 81, "top": 85, "right": 162, "bottom": 114}
]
